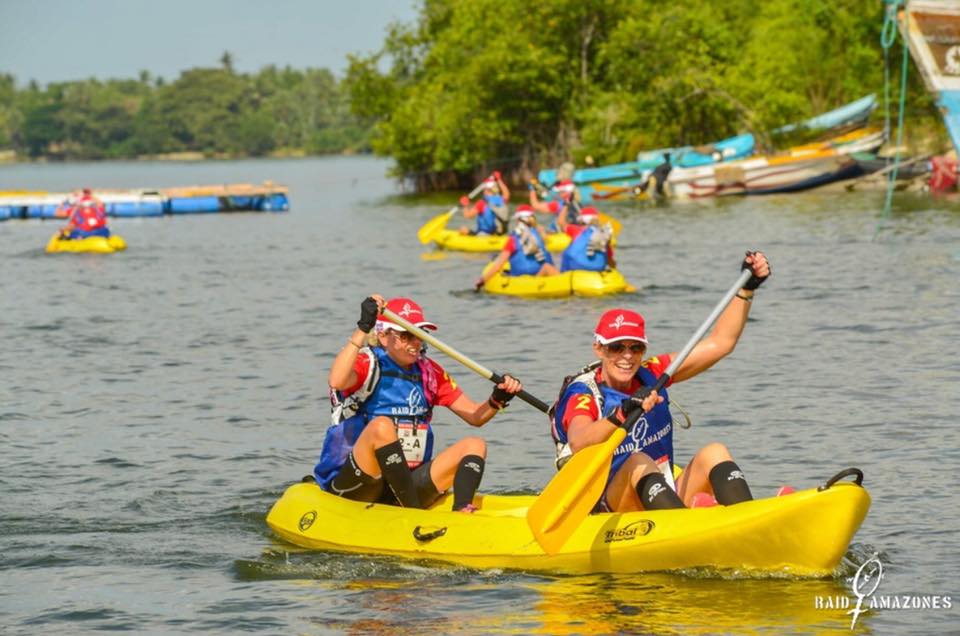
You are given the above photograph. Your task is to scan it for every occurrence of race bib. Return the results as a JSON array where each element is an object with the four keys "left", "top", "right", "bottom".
[
  {"left": 655, "top": 454, "right": 676, "bottom": 491},
  {"left": 396, "top": 421, "right": 428, "bottom": 468}
]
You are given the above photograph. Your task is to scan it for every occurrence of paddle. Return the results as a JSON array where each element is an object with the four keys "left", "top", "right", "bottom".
[
  {"left": 526, "top": 267, "right": 754, "bottom": 555},
  {"left": 416, "top": 182, "right": 487, "bottom": 245},
  {"left": 380, "top": 307, "right": 550, "bottom": 413}
]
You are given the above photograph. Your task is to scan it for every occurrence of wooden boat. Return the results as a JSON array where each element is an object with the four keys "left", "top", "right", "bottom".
[{"left": 666, "top": 128, "right": 886, "bottom": 199}]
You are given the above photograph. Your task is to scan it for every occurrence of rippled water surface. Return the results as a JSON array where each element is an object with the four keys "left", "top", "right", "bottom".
[{"left": 1, "top": 157, "right": 958, "bottom": 634}]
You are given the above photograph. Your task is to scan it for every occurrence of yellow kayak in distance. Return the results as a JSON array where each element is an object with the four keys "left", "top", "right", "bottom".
[
  {"left": 481, "top": 262, "right": 635, "bottom": 298},
  {"left": 432, "top": 228, "right": 572, "bottom": 253},
  {"left": 265, "top": 471, "right": 870, "bottom": 577},
  {"left": 45, "top": 233, "right": 127, "bottom": 254},
  {"left": 420, "top": 211, "right": 621, "bottom": 253}
]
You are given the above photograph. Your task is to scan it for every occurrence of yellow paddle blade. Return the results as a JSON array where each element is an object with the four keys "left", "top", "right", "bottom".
[
  {"left": 526, "top": 428, "right": 626, "bottom": 555},
  {"left": 598, "top": 212, "right": 623, "bottom": 235},
  {"left": 420, "top": 251, "right": 447, "bottom": 261},
  {"left": 417, "top": 209, "right": 455, "bottom": 245}
]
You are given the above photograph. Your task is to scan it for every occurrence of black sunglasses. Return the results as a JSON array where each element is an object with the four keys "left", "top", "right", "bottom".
[{"left": 604, "top": 342, "right": 645, "bottom": 354}]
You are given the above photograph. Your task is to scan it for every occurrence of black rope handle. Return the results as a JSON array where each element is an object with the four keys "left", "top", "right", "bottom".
[
  {"left": 818, "top": 467, "right": 864, "bottom": 491},
  {"left": 413, "top": 526, "right": 447, "bottom": 542}
]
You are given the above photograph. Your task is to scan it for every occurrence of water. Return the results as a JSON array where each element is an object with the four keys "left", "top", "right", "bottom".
[{"left": 1, "top": 157, "right": 958, "bottom": 634}]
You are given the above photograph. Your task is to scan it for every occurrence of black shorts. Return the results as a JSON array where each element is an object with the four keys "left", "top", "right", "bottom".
[{"left": 327, "top": 453, "right": 441, "bottom": 508}]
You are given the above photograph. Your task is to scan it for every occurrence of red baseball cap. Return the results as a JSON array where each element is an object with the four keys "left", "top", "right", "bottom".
[
  {"left": 579, "top": 206, "right": 599, "bottom": 221},
  {"left": 514, "top": 203, "right": 535, "bottom": 218},
  {"left": 377, "top": 297, "right": 438, "bottom": 332},
  {"left": 594, "top": 309, "right": 647, "bottom": 345}
]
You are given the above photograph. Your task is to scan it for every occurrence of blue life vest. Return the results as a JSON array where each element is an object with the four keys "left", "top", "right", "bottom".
[
  {"left": 551, "top": 363, "right": 673, "bottom": 481},
  {"left": 65, "top": 226, "right": 111, "bottom": 239},
  {"left": 314, "top": 347, "right": 436, "bottom": 489},
  {"left": 477, "top": 194, "right": 508, "bottom": 235},
  {"left": 508, "top": 225, "right": 553, "bottom": 275},
  {"left": 560, "top": 226, "right": 607, "bottom": 272}
]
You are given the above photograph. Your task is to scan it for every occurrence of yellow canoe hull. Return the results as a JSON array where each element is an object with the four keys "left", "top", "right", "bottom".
[
  {"left": 266, "top": 481, "right": 870, "bottom": 577},
  {"left": 46, "top": 234, "right": 127, "bottom": 254},
  {"left": 433, "top": 229, "right": 572, "bottom": 253},
  {"left": 482, "top": 263, "right": 634, "bottom": 298}
]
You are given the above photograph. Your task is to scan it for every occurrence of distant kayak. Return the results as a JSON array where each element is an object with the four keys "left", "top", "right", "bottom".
[
  {"left": 481, "top": 262, "right": 635, "bottom": 298},
  {"left": 432, "top": 228, "right": 572, "bottom": 253},
  {"left": 420, "top": 211, "right": 621, "bottom": 253},
  {"left": 266, "top": 469, "right": 870, "bottom": 576},
  {"left": 45, "top": 233, "right": 127, "bottom": 254}
]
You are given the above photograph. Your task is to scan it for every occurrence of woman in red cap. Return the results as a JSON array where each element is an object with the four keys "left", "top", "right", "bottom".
[
  {"left": 473, "top": 205, "right": 560, "bottom": 290},
  {"left": 550, "top": 251, "right": 770, "bottom": 512},
  {"left": 314, "top": 295, "right": 523, "bottom": 512}
]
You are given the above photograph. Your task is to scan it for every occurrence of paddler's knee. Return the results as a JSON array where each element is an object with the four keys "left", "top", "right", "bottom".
[
  {"left": 455, "top": 436, "right": 487, "bottom": 459},
  {"left": 622, "top": 452, "right": 660, "bottom": 484},
  {"left": 364, "top": 416, "right": 400, "bottom": 445},
  {"left": 698, "top": 442, "right": 734, "bottom": 464}
]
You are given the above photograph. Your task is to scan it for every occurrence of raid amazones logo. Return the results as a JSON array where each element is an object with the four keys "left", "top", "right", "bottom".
[
  {"left": 299, "top": 510, "right": 317, "bottom": 532},
  {"left": 604, "top": 519, "right": 654, "bottom": 543}
]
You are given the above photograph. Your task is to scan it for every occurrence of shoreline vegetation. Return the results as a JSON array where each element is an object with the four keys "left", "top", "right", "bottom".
[
  {"left": 0, "top": 52, "right": 370, "bottom": 165},
  {"left": 1, "top": 2, "right": 954, "bottom": 190}
]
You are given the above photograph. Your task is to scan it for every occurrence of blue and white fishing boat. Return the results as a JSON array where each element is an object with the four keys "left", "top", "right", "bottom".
[
  {"left": 901, "top": 0, "right": 960, "bottom": 156},
  {"left": 537, "top": 94, "right": 880, "bottom": 202}
]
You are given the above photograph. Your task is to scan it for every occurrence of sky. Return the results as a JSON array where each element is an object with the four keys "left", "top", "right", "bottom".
[{"left": 0, "top": 0, "right": 420, "bottom": 86}]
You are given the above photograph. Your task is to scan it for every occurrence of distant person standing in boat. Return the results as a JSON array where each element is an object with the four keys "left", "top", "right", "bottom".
[
  {"left": 459, "top": 171, "right": 510, "bottom": 235},
  {"left": 549, "top": 251, "right": 771, "bottom": 513},
  {"left": 634, "top": 153, "right": 673, "bottom": 199},
  {"left": 315, "top": 295, "right": 523, "bottom": 513},
  {"left": 559, "top": 206, "right": 615, "bottom": 272},
  {"left": 57, "top": 188, "right": 111, "bottom": 239},
  {"left": 473, "top": 205, "right": 560, "bottom": 290},
  {"left": 529, "top": 161, "right": 582, "bottom": 232}
]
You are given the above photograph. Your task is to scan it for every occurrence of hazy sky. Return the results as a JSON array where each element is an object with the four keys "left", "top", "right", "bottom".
[{"left": 0, "top": 0, "right": 420, "bottom": 85}]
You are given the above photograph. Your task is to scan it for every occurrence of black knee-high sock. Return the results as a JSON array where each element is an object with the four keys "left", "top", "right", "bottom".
[
  {"left": 452, "top": 455, "right": 485, "bottom": 511},
  {"left": 636, "top": 473, "right": 685, "bottom": 510},
  {"left": 374, "top": 441, "right": 421, "bottom": 508},
  {"left": 709, "top": 460, "right": 753, "bottom": 505}
]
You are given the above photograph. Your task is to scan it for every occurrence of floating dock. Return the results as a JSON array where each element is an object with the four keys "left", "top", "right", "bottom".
[{"left": 0, "top": 182, "right": 289, "bottom": 221}]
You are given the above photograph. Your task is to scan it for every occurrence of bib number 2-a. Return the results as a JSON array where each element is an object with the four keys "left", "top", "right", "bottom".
[{"left": 396, "top": 421, "right": 428, "bottom": 468}]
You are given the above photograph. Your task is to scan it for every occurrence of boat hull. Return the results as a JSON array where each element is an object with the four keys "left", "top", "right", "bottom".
[
  {"left": 45, "top": 233, "right": 127, "bottom": 254},
  {"left": 266, "top": 481, "right": 870, "bottom": 577},
  {"left": 482, "top": 263, "right": 633, "bottom": 298},
  {"left": 433, "top": 229, "right": 572, "bottom": 253}
]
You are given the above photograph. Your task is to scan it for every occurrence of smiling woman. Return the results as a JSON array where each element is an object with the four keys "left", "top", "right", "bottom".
[
  {"left": 312, "top": 294, "right": 524, "bottom": 514},
  {"left": 549, "top": 251, "right": 772, "bottom": 515}
]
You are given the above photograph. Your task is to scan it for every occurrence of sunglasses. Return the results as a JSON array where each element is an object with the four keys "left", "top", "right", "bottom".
[
  {"left": 389, "top": 330, "right": 422, "bottom": 343},
  {"left": 604, "top": 342, "right": 646, "bottom": 355}
]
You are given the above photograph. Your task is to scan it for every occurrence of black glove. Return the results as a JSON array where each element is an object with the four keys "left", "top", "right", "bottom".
[
  {"left": 741, "top": 251, "right": 769, "bottom": 291},
  {"left": 489, "top": 375, "right": 518, "bottom": 410},
  {"left": 357, "top": 297, "right": 379, "bottom": 333},
  {"left": 608, "top": 388, "right": 653, "bottom": 427}
]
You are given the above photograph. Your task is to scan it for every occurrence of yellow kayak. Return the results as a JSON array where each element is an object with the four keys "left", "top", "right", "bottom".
[
  {"left": 266, "top": 471, "right": 870, "bottom": 577},
  {"left": 432, "top": 228, "right": 572, "bottom": 253},
  {"left": 421, "top": 211, "right": 621, "bottom": 253},
  {"left": 46, "top": 233, "right": 127, "bottom": 254},
  {"left": 481, "top": 262, "right": 635, "bottom": 298}
]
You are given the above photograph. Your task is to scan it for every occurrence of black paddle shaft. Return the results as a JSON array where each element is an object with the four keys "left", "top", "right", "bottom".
[{"left": 490, "top": 371, "right": 549, "bottom": 413}]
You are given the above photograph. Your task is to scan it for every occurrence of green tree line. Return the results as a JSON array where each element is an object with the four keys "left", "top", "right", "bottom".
[
  {"left": 346, "top": 0, "right": 940, "bottom": 189},
  {"left": 0, "top": 55, "right": 368, "bottom": 160}
]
